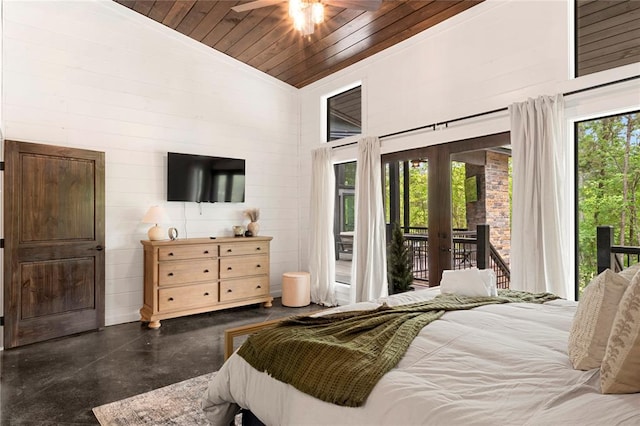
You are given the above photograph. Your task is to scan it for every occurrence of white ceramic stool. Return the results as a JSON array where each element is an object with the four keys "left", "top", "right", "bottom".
[{"left": 282, "top": 272, "right": 311, "bottom": 307}]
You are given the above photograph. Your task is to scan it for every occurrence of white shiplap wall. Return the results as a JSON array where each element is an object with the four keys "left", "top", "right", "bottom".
[
  {"left": 298, "top": 0, "right": 640, "bottom": 304},
  {"left": 0, "top": 0, "right": 300, "bottom": 338}
]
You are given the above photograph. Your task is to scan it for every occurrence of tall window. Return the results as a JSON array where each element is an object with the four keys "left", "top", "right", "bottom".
[
  {"left": 576, "top": 111, "right": 640, "bottom": 294},
  {"left": 334, "top": 162, "right": 356, "bottom": 284},
  {"left": 327, "top": 86, "right": 361, "bottom": 142},
  {"left": 575, "top": 0, "right": 640, "bottom": 77}
]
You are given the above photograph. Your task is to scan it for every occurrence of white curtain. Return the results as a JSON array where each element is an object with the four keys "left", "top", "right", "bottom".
[
  {"left": 309, "top": 147, "right": 337, "bottom": 306},
  {"left": 510, "top": 94, "right": 572, "bottom": 299},
  {"left": 351, "top": 136, "right": 389, "bottom": 303}
]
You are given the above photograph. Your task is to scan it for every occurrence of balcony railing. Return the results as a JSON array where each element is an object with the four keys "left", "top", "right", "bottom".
[
  {"left": 404, "top": 225, "right": 511, "bottom": 288},
  {"left": 596, "top": 225, "right": 640, "bottom": 273}
]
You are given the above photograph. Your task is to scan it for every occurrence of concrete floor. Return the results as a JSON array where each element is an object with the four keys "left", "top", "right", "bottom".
[{"left": 0, "top": 299, "right": 321, "bottom": 425}]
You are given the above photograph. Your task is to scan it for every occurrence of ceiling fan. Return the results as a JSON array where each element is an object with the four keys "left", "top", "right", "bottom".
[{"left": 231, "top": 0, "right": 383, "bottom": 35}]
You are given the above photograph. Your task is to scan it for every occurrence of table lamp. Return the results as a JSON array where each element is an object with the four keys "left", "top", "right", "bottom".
[{"left": 142, "top": 206, "right": 169, "bottom": 241}]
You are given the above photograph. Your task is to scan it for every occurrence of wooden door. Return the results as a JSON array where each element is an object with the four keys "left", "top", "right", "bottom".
[{"left": 4, "top": 140, "right": 105, "bottom": 348}]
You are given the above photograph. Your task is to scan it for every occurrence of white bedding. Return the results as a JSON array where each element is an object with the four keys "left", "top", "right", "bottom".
[{"left": 202, "top": 288, "right": 640, "bottom": 425}]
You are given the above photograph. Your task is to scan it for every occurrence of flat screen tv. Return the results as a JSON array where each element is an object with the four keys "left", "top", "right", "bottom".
[{"left": 167, "top": 152, "right": 245, "bottom": 203}]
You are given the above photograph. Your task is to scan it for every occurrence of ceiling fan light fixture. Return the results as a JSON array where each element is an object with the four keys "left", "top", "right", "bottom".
[
  {"left": 312, "top": 2, "right": 324, "bottom": 24},
  {"left": 301, "top": 5, "right": 315, "bottom": 35},
  {"left": 289, "top": 0, "right": 302, "bottom": 17},
  {"left": 290, "top": 0, "right": 324, "bottom": 35}
]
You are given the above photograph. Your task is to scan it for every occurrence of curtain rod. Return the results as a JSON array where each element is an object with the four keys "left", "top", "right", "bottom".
[{"left": 331, "top": 73, "right": 640, "bottom": 149}]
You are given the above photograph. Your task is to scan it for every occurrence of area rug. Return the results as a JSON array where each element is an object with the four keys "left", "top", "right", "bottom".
[{"left": 93, "top": 372, "right": 224, "bottom": 425}]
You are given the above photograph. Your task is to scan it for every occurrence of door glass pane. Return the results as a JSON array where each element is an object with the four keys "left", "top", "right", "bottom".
[
  {"left": 335, "top": 161, "right": 356, "bottom": 284},
  {"left": 407, "top": 160, "right": 428, "bottom": 234},
  {"left": 383, "top": 158, "right": 429, "bottom": 284},
  {"left": 451, "top": 148, "right": 512, "bottom": 288},
  {"left": 577, "top": 112, "right": 640, "bottom": 296},
  {"left": 406, "top": 159, "right": 428, "bottom": 285}
]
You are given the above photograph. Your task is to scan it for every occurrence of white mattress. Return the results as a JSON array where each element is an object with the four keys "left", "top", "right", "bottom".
[{"left": 202, "top": 288, "right": 640, "bottom": 425}]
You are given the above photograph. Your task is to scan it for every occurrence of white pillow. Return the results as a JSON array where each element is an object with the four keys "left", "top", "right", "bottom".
[
  {"left": 568, "top": 269, "right": 629, "bottom": 370},
  {"left": 601, "top": 270, "right": 640, "bottom": 393},
  {"left": 440, "top": 268, "right": 496, "bottom": 297}
]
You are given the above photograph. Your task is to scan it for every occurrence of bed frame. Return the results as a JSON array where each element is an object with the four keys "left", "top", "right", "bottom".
[{"left": 224, "top": 318, "right": 284, "bottom": 360}]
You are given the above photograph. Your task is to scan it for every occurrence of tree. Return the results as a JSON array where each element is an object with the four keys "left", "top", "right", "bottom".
[{"left": 387, "top": 222, "right": 414, "bottom": 293}]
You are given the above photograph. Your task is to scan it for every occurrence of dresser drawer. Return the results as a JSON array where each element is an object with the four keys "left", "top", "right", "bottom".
[
  {"left": 220, "top": 254, "right": 269, "bottom": 278},
  {"left": 219, "top": 242, "right": 269, "bottom": 257},
  {"left": 158, "top": 283, "right": 218, "bottom": 312},
  {"left": 158, "top": 244, "right": 218, "bottom": 261},
  {"left": 158, "top": 259, "right": 218, "bottom": 286},
  {"left": 220, "top": 276, "right": 269, "bottom": 302}
]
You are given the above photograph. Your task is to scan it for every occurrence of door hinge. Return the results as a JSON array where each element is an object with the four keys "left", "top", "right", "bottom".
[
  {"left": 0, "top": 239, "right": 4, "bottom": 248},
  {"left": 0, "top": 316, "right": 4, "bottom": 326},
  {"left": 0, "top": 161, "right": 4, "bottom": 171}
]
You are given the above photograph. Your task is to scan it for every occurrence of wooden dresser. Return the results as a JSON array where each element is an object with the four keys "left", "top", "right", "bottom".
[{"left": 140, "top": 236, "right": 273, "bottom": 328}]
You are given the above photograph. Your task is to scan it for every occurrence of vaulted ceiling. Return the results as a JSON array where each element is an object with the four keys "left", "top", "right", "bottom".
[{"left": 114, "top": 0, "right": 484, "bottom": 88}]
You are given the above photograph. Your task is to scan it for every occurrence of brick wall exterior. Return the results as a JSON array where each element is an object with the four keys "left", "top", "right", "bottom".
[{"left": 465, "top": 151, "right": 511, "bottom": 264}]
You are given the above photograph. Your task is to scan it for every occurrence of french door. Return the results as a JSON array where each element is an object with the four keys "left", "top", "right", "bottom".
[{"left": 382, "top": 132, "right": 511, "bottom": 285}]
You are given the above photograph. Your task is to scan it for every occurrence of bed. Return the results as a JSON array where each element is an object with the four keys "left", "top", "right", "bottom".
[{"left": 202, "top": 285, "right": 640, "bottom": 425}]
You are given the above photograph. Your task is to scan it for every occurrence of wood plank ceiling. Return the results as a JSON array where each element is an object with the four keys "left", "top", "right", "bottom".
[{"left": 114, "top": 0, "right": 484, "bottom": 88}]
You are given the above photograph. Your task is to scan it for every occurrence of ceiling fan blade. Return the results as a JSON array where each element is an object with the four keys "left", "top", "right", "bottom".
[
  {"left": 323, "top": 0, "right": 382, "bottom": 11},
  {"left": 231, "top": 0, "right": 286, "bottom": 13}
]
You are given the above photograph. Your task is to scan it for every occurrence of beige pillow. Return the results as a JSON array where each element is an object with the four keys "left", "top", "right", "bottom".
[
  {"left": 601, "top": 271, "right": 640, "bottom": 394},
  {"left": 568, "top": 269, "right": 630, "bottom": 370},
  {"left": 618, "top": 262, "right": 640, "bottom": 281}
]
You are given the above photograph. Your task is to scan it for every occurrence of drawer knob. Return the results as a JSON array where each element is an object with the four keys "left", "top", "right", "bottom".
[
  {"left": 227, "top": 267, "right": 232, "bottom": 271},
  {"left": 204, "top": 269, "right": 209, "bottom": 273},
  {"left": 168, "top": 272, "right": 174, "bottom": 276},
  {"left": 256, "top": 285, "right": 262, "bottom": 289},
  {"left": 168, "top": 297, "right": 174, "bottom": 301},
  {"left": 256, "top": 247, "right": 261, "bottom": 251},
  {"left": 256, "top": 264, "right": 261, "bottom": 268},
  {"left": 168, "top": 252, "right": 174, "bottom": 256},
  {"left": 227, "top": 289, "right": 232, "bottom": 293},
  {"left": 227, "top": 249, "right": 233, "bottom": 253},
  {"left": 204, "top": 250, "right": 209, "bottom": 254},
  {"left": 204, "top": 292, "right": 210, "bottom": 296}
]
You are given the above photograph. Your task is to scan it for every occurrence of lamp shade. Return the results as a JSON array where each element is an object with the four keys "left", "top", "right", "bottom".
[{"left": 142, "top": 206, "right": 169, "bottom": 224}]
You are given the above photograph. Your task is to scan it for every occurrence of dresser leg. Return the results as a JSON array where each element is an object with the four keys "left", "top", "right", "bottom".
[
  {"left": 148, "top": 320, "right": 161, "bottom": 329},
  {"left": 263, "top": 299, "right": 273, "bottom": 308}
]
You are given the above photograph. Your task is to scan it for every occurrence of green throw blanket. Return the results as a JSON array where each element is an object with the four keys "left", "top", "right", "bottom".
[{"left": 237, "top": 290, "right": 560, "bottom": 407}]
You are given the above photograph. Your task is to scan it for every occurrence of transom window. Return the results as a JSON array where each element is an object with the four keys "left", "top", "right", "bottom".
[
  {"left": 326, "top": 86, "right": 361, "bottom": 142},
  {"left": 575, "top": 0, "right": 640, "bottom": 77}
]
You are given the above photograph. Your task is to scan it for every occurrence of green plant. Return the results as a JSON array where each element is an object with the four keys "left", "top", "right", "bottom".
[{"left": 387, "top": 222, "right": 414, "bottom": 294}]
